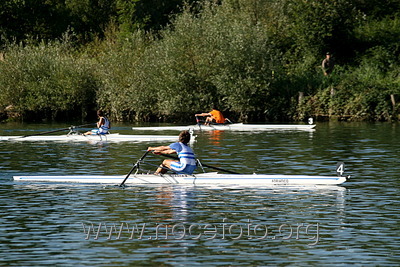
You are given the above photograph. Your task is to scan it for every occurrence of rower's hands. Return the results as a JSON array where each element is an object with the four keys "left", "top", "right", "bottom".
[{"left": 147, "top": 147, "right": 161, "bottom": 154}]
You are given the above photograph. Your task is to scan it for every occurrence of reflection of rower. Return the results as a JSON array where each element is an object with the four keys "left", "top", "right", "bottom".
[
  {"left": 154, "top": 186, "right": 194, "bottom": 226},
  {"left": 195, "top": 107, "right": 228, "bottom": 126},
  {"left": 155, "top": 186, "right": 174, "bottom": 221},
  {"left": 209, "top": 130, "right": 223, "bottom": 146}
]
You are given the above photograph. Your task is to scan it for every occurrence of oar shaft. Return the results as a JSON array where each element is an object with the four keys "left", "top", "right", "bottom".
[
  {"left": 20, "top": 123, "right": 96, "bottom": 138},
  {"left": 22, "top": 127, "right": 70, "bottom": 137},
  {"left": 160, "top": 153, "right": 239, "bottom": 174},
  {"left": 199, "top": 162, "right": 239, "bottom": 174},
  {"left": 119, "top": 150, "right": 150, "bottom": 187},
  {"left": 119, "top": 166, "right": 137, "bottom": 187}
]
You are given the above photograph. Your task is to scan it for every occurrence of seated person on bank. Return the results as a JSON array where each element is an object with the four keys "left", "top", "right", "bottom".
[{"left": 195, "top": 108, "right": 227, "bottom": 125}]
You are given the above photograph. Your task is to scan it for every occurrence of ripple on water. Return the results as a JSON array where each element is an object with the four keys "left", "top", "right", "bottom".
[{"left": 0, "top": 122, "right": 399, "bottom": 265}]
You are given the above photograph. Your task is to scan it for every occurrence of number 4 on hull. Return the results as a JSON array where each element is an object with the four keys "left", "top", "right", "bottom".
[{"left": 336, "top": 162, "right": 345, "bottom": 177}]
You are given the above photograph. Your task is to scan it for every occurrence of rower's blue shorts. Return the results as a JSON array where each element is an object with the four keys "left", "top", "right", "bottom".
[
  {"left": 170, "top": 162, "right": 197, "bottom": 175},
  {"left": 91, "top": 129, "right": 109, "bottom": 135}
]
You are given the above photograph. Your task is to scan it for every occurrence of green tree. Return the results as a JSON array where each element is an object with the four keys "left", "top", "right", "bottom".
[
  {"left": 65, "top": 0, "right": 117, "bottom": 41},
  {"left": 0, "top": 0, "right": 70, "bottom": 46},
  {"left": 116, "top": 0, "right": 197, "bottom": 35}
]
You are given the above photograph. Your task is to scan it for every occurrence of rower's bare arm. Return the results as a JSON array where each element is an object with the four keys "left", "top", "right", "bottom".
[
  {"left": 147, "top": 146, "right": 175, "bottom": 154},
  {"left": 161, "top": 149, "right": 177, "bottom": 154},
  {"left": 195, "top": 113, "right": 211, "bottom": 117},
  {"left": 148, "top": 145, "right": 168, "bottom": 151},
  {"left": 97, "top": 117, "right": 104, "bottom": 128}
]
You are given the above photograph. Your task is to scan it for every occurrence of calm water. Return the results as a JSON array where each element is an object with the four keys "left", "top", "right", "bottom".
[{"left": 0, "top": 122, "right": 399, "bottom": 266}]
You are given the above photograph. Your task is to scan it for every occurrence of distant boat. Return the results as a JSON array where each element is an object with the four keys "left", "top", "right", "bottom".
[
  {"left": 0, "top": 133, "right": 187, "bottom": 143},
  {"left": 132, "top": 122, "right": 316, "bottom": 131}
]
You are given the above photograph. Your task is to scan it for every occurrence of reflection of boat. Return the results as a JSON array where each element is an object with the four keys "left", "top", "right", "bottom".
[
  {"left": 13, "top": 172, "right": 347, "bottom": 185},
  {"left": 0, "top": 133, "right": 185, "bottom": 143},
  {"left": 132, "top": 123, "right": 316, "bottom": 131}
]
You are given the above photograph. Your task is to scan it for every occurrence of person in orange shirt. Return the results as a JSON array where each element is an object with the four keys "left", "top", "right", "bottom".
[{"left": 195, "top": 108, "right": 226, "bottom": 125}]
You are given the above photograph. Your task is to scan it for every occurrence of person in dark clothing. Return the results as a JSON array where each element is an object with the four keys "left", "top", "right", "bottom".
[{"left": 322, "top": 52, "right": 335, "bottom": 76}]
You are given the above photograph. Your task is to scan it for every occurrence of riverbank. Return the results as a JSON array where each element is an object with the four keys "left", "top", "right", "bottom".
[{"left": 1, "top": 1, "right": 399, "bottom": 123}]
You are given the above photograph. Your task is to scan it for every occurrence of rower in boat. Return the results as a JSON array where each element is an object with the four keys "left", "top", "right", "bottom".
[
  {"left": 195, "top": 107, "right": 228, "bottom": 126},
  {"left": 147, "top": 130, "right": 197, "bottom": 175},
  {"left": 85, "top": 110, "right": 111, "bottom": 135}
]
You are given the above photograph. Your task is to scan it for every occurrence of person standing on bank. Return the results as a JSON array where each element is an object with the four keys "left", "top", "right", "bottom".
[
  {"left": 147, "top": 130, "right": 196, "bottom": 175},
  {"left": 85, "top": 110, "right": 111, "bottom": 135},
  {"left": 195, "top": 108, "right": 226, "bottom": 125},
  {"left": 322, "top": 52, "right": 335, "bottom": 76}
]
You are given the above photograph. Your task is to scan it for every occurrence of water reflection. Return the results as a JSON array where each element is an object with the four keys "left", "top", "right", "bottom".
[
  {"left": 2, "top": 174, "right": 398, "bottom": 265},
  {"left": 208, "top": 130, "right": 224, "bottom": 146},
  {"left": 0, "top": 122, "right": 399, "bottom": 265}
]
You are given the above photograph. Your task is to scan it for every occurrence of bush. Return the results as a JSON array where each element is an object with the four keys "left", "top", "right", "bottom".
[{"left": 0, "top": 40, "right": 98, "bottom": 121}]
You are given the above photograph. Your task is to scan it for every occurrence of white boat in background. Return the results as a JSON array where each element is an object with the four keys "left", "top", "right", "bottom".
[
  {"left": 0, "top": 123, "right": 197, "bottom": 143},
  {"left": 0, "top": 133, "right": 186, "bottom": 143},
  {"left": 132, "top": 122, "right": 316, "bottom": 131},
  {"left": 13, "top": 172, "right": 347, "bottom": 185}
]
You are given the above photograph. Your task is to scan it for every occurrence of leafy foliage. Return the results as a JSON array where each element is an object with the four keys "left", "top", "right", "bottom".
[
  {"left": 0, "top": 0, "right": 400, "bottom": 122},
  {"left": 0, "top": 40, "right": 98, "bottom": 121}
]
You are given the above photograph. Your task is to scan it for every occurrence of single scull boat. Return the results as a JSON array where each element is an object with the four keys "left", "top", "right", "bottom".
[
  {"left": 13, "top": 173, "right": 347, "bottom": 185},
  {"left": 0, "top": 133, "right": 188, "bottom": 142},
  {"left": 13, "top": 151, "right": 348, "bottom": 186},
  {"left": 1, "top": 124, "right": 195, "bottom": 143},
  {"left": 132, "top": 123, "right": 316, "bottom": 131}
]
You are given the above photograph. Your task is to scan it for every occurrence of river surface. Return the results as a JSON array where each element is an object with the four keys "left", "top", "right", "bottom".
[{"left": 0, "top": 122, "right": 399, "bottom": 266}]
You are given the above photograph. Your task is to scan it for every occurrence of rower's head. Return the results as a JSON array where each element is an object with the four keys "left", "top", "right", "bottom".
[
  {"left": 97, "top": 110, "right": 104, "bottom": 117},
  {"left": 179, "top": 130, "right": 191, "bottom": 144},
  {"left": 326, "top": 52, "right": 331, "bottom": 59}
]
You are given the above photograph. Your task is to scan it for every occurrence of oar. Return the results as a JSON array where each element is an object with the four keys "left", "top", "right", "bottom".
[
  {"left": 225, "top": 118, "right": 234, "bottom": 124},
  {"left": 15, "top": 123, "right": 96, "bottom": 139},
  {"left": 160, "top": 153, "right": 239, "bottom": 174},
  {"left": 119, "top": 150, "right": 150, "bottom": 187},
  {"left": 195, "top": 115, "right": 218, "bottom": 130},
  {"left": 195, "top": 115, "right": 202, "bottom": 130}
]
